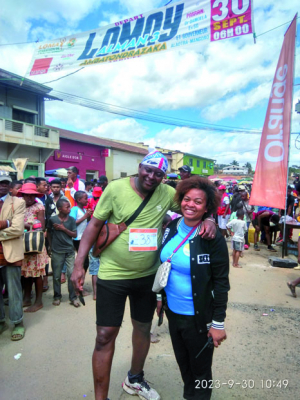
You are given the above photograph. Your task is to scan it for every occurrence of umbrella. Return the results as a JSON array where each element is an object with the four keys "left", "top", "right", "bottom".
[
  {"left": 45, "top": 168, "right": 68, "bottom": 177},
  {"left": 239, "top": 180, "right": 253, "bottom": 184},
  {"left": 209, "top": 177, "right": 222, "bottom": 182},
  {"left": 222, "top": 177, "right": 237, "bottom": 183}
]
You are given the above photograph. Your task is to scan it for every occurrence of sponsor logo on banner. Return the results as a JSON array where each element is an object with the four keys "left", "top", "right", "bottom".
[
  {"left": 26, "top": 0, "right": 253, "bottom": 76},
  {"left": 30, "top": 58, "right": 53, "bottom": 76},
  {"left": 249, "top": 16, "right": 297, "bottom": 210}
]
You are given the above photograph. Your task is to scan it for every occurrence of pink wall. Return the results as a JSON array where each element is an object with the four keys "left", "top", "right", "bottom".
[{"left": 46, "top": 138, "right": 106, "bottom": 179}]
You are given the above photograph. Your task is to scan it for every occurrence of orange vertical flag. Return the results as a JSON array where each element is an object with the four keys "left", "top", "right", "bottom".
[{"left": 250, "top": 15, "right": 297, "bottom": 209}]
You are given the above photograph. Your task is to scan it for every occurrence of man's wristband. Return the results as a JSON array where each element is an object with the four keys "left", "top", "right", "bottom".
[
  {"left": 156, "top": 294, "right": 162, "bottom": 301},
  {"left": 205, "top": 217, "right": 216, "bottom": 225}
]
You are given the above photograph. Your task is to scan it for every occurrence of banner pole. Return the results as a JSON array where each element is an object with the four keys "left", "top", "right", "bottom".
[{"left": 282, "top": 14, "right": 297, "bottom": 258}]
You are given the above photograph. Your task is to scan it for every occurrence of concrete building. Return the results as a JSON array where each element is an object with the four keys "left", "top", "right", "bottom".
[
  {"left": 0, "top": 68, "right": 59, "bottom": 178},
  {"left": 45, "top": 127, "right": 159, "bottom": 182},
  {"left": 110, "top": 140, "right": 215, "bottom": 176},
  {"left": 222, "top": 165, "right": 248, "bottom": 175}
]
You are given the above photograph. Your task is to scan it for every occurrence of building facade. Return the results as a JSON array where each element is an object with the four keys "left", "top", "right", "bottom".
[
  {"left": 45, "top": 127, "right": 150, "bottom": 182},
  {"left": 110, "top": 140, "right": 215, "bottom": 176},
  {"left": 222, "top": 165, "right": 248, "bottom": 175},
  {"left": 182, "top": 153, "right": 214, "bottom": 176},
  {"left": 0, "top": 69, "right": 59, "bottom": 178}
]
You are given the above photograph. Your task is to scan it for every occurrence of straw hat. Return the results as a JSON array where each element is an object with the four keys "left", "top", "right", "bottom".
[{"left": 17, "top": 183, "right": 44, "bottom": 198}]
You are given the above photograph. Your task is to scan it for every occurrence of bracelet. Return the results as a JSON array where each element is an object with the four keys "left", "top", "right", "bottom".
[
  {"left": 205, "top": 217, "right": 216, "bottom": 225},
  {"left": 156, "top": 294, "right": 162, "bottom": 301}
]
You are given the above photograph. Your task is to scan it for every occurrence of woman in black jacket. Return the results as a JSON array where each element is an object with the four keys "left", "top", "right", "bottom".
[{"left": 158, "top": 177, "right": 230, "bottom": 400}]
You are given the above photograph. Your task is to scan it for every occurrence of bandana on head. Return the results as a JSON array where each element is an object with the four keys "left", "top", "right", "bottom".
[{"left": 141, "top": 151, "right": 168, "bottom": 174}]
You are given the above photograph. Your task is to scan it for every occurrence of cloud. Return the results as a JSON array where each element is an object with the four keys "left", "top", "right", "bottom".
[{"left": 85, "top": 118, "right": 148, "bottom": 142}]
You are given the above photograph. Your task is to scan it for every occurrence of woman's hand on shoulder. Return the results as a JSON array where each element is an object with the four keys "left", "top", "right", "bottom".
[{"left": 208, "top": 327, "right": 227, "bottom": 347}]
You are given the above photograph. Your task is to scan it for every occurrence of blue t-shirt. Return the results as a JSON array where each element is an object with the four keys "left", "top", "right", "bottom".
[{"left": 160, "top": 220, "right": 195, "bottom": 315}]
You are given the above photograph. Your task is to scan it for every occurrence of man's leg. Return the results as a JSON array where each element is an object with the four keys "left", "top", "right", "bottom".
[
  {"left": 0, "top": 268, "right": 6, "bottom": 329},
  {"left": 130, "top": 319, "right": 152, "bottom": 374},
  {"left": 93, "top": 278, "right": 128, "bottom": 399},
  {"left": 6, "top": 266, "right": 24, "bottom": 339},
  {"left": 51, "top": 251, "right": 64, "bottom": 302},
  {"left": 123, "top": 274, "right": 160, "bottom": 400},
  {"left": 93, "top": 325, "right": 120, "bottom": 400}
]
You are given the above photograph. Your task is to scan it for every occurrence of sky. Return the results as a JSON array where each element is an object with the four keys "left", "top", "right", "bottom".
[{"left": 1, "top": 0, "right": 300, "bottom": 168}]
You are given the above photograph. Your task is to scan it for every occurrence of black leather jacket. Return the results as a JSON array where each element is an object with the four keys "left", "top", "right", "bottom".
[{"left": 160, "top": 218, "right": 230, "bottom": 333}]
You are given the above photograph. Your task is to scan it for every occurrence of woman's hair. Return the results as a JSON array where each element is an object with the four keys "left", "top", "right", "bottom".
[
  {"left": 74, "top": 190, "right": 86, "bottom": 202},
  {"left": 175, "top": 177, "right": 221, "bottom": 216}
]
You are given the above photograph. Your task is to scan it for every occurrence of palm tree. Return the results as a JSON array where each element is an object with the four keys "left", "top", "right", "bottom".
[
  {"left": 244, "top": 162, "right": 252, "bottom": 172},
  {"left": 231, "top": 160, "right": 239, "bottom": 166}
]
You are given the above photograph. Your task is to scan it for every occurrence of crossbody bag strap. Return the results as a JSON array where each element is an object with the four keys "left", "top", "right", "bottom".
[
  {"left": 167, "top": 220, "right": 202, "bottom": 262},
  {"left": 125, "top": 190, "right": 154, "bottom": 227}
]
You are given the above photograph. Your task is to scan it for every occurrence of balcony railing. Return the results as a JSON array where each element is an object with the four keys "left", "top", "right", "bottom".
[{"left": 0, "top": 118, "right": 59, "bottom": 149}]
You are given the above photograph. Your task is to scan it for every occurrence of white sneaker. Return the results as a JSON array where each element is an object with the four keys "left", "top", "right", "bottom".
[{"left": 122, "top": 375, "right": 161, "bottom": 400}]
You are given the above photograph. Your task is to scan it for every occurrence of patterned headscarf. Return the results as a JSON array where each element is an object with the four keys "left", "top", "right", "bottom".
[{"left": 141, "top": 151, "right": 168, "bottom": 174}]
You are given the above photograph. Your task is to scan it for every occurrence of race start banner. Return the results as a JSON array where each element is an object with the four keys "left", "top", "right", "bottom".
[
  {"left": 249, "top": 15, "right": 297, "bottom": 209},
  {"left": 26, "top": 0, "right": 253, "bottom": 77}
]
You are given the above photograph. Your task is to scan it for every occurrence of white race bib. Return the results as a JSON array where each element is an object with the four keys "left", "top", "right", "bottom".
[{"left": 129, "top": 228, "right": 158, "bottom": 251}]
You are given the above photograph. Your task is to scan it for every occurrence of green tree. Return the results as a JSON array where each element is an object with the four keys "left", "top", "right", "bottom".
[
  {"left": 231, "top": 160, "right": 239, "bottom": 166},
  {"left": 244, "top": 162, "right": 252, "bottom": 172}
]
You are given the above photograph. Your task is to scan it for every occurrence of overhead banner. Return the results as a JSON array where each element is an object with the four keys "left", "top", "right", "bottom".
[
  {"left": 26, "top": 0, "right": 253, "bottom": 76},
  {"left": 249, "top": 15, "right": 297, "bottom": 209}
]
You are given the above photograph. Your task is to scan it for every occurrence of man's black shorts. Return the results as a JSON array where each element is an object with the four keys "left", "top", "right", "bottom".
[{"left": 96, "top": 274, "right": 157, "bottom": 327}]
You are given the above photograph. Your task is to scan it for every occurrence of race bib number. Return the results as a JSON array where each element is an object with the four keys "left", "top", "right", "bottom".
[{"left": 129, "top": 228, "right": 158, "bottom": 251}]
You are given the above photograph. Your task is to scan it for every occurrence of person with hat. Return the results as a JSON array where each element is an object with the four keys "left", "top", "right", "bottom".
[
  {"left": 217, "top": 185, "right": 231, "bottom": 237},
  {"left": 0, "top": 171, "right": 26, "bottom": 340},
  {"left": 178, "top": 165, "right": 191, "bottom": 180},
  {"left": 87, "top": 186, "right": 103, "bottom": 215},
  {"left": 71, "top": 151, "right": 217, "bottom": 400},
  {"left": 17, "top": 183, "right": 48, "bottom": 313}
]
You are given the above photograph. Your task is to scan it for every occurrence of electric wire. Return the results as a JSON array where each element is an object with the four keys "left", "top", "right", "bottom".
[
  {"left": 51, "top": 89, "right": 264, "bottom": 134},
  {"left": 0, "top": 76, "right": 299, "bottom": 135}
]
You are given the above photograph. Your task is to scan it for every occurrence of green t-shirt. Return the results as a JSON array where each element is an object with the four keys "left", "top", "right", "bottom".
[{"left": 93, "top": 178, "right": 178, "bottom": 280}]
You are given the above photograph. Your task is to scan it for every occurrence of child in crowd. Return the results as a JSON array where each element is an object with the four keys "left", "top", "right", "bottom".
[
  {"left": 86, "top": 186, "right": 102, "bottom": 215},
  {"left": 47, "top": 198, "right": 79, "bottom": 307},
  {"left": 227, "top": 209, "right": 247, "bottom": 268},
  {"left": 70, "top": 191, "right": 92, "bottom": 275},
  {"left": 86, "top": 187, "right": 102, "bottom": 300},
  {"left": 9, "top": 180, "right": 23, "bottom": 196}
]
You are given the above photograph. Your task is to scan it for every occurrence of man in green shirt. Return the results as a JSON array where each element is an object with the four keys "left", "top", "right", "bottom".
[{"left": 71, "top": 151, "right": 216, "bottom": 400}]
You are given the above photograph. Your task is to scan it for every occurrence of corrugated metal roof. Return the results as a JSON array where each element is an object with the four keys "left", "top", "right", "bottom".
[{"left": 0, "top": 68, "right": 59, "bottom": 100}]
